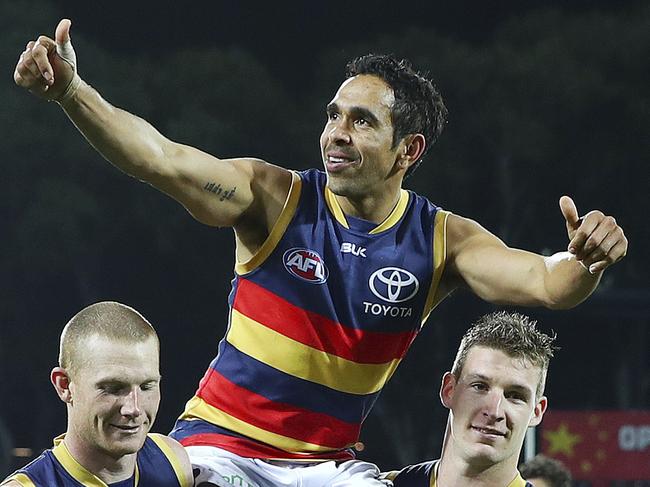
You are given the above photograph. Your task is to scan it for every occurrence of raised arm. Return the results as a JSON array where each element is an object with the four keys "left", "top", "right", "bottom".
[
  {"left": 443, "top": 196, "right": 627, "bottom": 309},
  {"left": 13, "top": 19, "right": 291, "bottom": 236}
]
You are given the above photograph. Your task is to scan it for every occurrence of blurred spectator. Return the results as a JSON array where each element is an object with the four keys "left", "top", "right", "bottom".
[{"left": 520, "top": 454, "right": 572, "bottom": 487}]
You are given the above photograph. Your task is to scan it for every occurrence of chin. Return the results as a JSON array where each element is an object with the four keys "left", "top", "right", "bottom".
[
  {"left": 106, "top": 431, "right": 149, "bottom": 456},
  {"left": 464, "top": 444, "right": 507, "bottom": 467},
  {"left": 325, "top": 176, "right": 364, "bottom": 199},
  {"left": 107, "top": 437, "right": 147, "bottom": 457}
]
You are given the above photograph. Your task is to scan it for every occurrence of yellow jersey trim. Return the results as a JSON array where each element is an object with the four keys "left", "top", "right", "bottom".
[
  {"left": 324, "top": 186, "right": 410, "bottom": 234},
  {"left": 324, "top": 186, "right": 349, "bottom": 228},
  {"left": 148, "top": 434, "right": 192, "bottom": 487},
  {"left": 2, "top": 473, "right": 35, "bottom": 487},
  {"left": 51, "top": 437, "right": 139, "bottom": 486},
  {"left": 180, "top": 397, "right": 343, "bottom": 453},
  {"left": 431, "top": 463, "right": 526, "bottom": 487},
  {"left": 509, "top": 473, "right": 528, "bottom": 487},
  {"left": 369, "top": 190, "right": 410, "bottom": 235},
  {"left": 421, "top": 210, "right": 450, "bottom": 324},
  {"left": 235, "top": 171, "right": 302, "bottom": 274},
  {"left": 227, "top": 309, "right": 401, "bottom": 395}
]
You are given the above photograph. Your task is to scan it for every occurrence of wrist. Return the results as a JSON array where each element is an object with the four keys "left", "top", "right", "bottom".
[{"left": 52, "top": 73, "right": 82, "bottom": 107}]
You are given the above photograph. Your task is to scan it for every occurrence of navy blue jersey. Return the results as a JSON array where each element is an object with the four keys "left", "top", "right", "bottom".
[
  {"left": 172, "top": 169, "right": 450, "bottom": 459},
  {"left": 391, "top": 460, "right": 533, "bottom": 487},
  {"left": 3, "top": 434, "right": 190, "bottom": 487}
]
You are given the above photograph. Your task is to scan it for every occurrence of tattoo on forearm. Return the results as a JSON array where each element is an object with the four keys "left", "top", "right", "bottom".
[{"left": 204, "top": 182, "right": 236, "bottom": 202}]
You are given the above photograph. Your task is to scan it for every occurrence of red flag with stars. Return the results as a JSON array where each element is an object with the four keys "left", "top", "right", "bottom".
[{"left": 540, "top": 410, "right": 650, "bottom": 485}]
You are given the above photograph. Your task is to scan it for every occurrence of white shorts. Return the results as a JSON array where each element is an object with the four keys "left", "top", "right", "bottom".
[{"left": 187, "top": 446, "right": 393, "bottom": 487}]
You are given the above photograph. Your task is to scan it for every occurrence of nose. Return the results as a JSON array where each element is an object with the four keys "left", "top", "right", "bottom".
[
  {"left": 120, "top": 387, "right": 142, "bottom": 418},
  {"left": 482, "top": 391, "right": 505, "bottom": 422},
  {"left": 328, "top": 122, "right": 352, "bottom": 145}
]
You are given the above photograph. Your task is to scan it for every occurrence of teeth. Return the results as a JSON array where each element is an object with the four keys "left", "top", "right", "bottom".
[
  {"left": 476, "top": 427, "right": 501, "bottom": 435},
  {"left": 329, "top": 157, "right": 348, "bottom": 163}
]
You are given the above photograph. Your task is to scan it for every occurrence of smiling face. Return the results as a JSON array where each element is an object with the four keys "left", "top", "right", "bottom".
[
  {"left": 60, "top": 334, "right": 161, "bottom": 459},
  {"left": 440, "top": 346, "right": 548, "bottom": 470},
  {"left": 320, "top": 75, "right": 405, "bottom": 199}
]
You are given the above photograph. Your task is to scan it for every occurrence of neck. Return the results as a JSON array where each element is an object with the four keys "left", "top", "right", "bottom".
[
  {"left": 437, "top": 441, "right": 519, "bottom": 487},
  {"left": 63, "top": 431, "right": 137, "bottom": 484},
  {"left": 335, "top": 184, "right": 402, "bottom": 223}
]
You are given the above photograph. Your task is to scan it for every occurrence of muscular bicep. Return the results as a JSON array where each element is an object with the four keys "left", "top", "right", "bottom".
[
  {"left": 151, "top": 142, "right": 291, "bottom": 229},
  {"left": 445, "top": 214, "right": 552, "bottom": 307}
]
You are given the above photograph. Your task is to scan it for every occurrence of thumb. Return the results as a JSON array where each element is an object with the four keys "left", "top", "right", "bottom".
[
  {"left": 55, "top": 19, "right": 77, "bottom": 69},
  {"left": 559, "top": 195, "right": 580, "bottom": 229},
  {"left": 55, "top": 18, "right": 71, "bottom": 45}
]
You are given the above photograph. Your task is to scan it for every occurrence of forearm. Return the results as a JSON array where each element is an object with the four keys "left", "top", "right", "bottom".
[
  {"left": 542, "top": 251, "right": 601, "bottom": 309},
  {"left": 60, "top": 79, "right": 175, "bottom": 183}
]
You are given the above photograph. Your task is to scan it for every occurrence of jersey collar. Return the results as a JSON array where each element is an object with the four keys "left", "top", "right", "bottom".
[
  {"left": 324, "top": 186, "right": 410, "bottom": 234},
  {"left": 52, "top": 435, "right": 140, "bottom": 487}
]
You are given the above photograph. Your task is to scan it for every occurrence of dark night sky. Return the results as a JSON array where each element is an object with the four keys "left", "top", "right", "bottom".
[{"left": 50, "top": 0, "right": 646, "bottom": 85}]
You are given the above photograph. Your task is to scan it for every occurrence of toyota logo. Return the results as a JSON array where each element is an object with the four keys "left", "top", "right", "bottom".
[{"left": 369, "top": 267, "right": 419, "bottom": 303}]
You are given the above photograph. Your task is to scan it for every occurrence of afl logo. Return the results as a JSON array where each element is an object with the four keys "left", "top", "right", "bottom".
[
  {"left": 283, "top": 248, "right": 329, "bottom": 284},
  {"left": 369, "top": 267, "right": 419, "bottom": 303}
]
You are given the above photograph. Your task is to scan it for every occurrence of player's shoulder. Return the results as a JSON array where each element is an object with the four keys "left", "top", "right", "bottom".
[
  {"left": 389, "top": 459, "right": 438, "bottom": 486},
  {"left": 146, "top": 434, "right": 193, "bottom": 487},
  {"left": 1, "top": 451, "right": 52, "bottom": 487}
]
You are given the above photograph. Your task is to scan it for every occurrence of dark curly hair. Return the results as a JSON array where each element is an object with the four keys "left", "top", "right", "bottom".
[
  {"left": 519, "top": 455, "right": 572, "bottom": 487},
  {"left": 345, "top": 54, "right": 448, "bottom": 178}
]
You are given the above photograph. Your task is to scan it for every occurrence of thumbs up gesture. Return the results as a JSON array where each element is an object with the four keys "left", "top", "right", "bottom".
[
  {"left": 14, "top": 19, "right": 81, "bottom": 104},
  {"left": 559, "top": 196, "right": 627, "bottom": 274}
]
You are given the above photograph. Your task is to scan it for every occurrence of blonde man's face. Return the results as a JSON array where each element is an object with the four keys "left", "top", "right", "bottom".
[
  {"left": 67, "top": 335, "right": 161, "bottom": 457},
  {"left": 440, "top": 346, "right": 547, "bottom": 468}
]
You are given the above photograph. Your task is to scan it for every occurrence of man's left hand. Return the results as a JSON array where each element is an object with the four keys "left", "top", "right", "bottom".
[{"left": 560, "top": 195, "right": 628, "bottom": 274}]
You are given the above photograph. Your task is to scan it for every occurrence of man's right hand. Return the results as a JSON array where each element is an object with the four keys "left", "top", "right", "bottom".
[{"left": 14, "top": 19, "right": 78, "bottom": 102}]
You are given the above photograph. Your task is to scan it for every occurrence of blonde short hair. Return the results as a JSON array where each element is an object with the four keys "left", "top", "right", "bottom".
[
  {"left": 451, "top": 311, "right": 556, "bottom": 397},
  {"left": 59, "top": 301, "right": 159, "bottom": 376}
]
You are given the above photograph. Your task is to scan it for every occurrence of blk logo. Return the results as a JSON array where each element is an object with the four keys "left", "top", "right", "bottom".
[
  {"left": 283, "top": 248, "right": 329, "bottom": 284},
  {"left": 369, "top": 267, "right": 419, "bottom": 303},
  {"left": 341, "top": 242, "right": 367, "bottom": 258}
]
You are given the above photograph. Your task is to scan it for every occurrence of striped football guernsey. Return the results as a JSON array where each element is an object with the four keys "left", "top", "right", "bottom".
[
  {"left": 3, "top": 434, "right": 191, "bottom": 487},
  {"left": 171, "top": 169, "right": 449, "bottom": 460},
  {"left": 390, "top": 460, "right": 533, "bottom": 487}
]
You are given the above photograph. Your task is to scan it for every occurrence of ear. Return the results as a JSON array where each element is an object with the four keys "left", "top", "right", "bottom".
[
  {"left": 396, "top": 134, "right": 426, "bottom": 170},
  {"left": 439, "top": 371, "right": 456, "bottom": 409},
  {"left": 528, "top": 395, "right": 548, "bottom": 427},
  {"left": 51, "top": 367, "right": 73, "bottom": 404}
]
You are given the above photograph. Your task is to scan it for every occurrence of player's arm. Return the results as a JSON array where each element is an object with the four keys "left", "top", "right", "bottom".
[
  {"left": 444, "top": 197, "right": 627, "bottom": 309},
  {"left": 13, "top": 19, "right": 291, "bottom": 232},
  {"left": 1, "top": 481, "right": 22, "bottom": 487}
]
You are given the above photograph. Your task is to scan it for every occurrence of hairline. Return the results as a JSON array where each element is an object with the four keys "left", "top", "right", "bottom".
[{"left": 452, "top": 344, "right": 549, "bottom": 399}]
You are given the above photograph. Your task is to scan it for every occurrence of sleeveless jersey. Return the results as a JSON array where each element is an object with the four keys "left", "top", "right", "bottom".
[
  {"left": 391, "top": 460, "right": 533, "bottom": 487},
  {"left": 171, "top": 169, "right": 449, "bottom": 460},
  {"left": 3, "top": 434, "right": 190, "bottom": 487}
]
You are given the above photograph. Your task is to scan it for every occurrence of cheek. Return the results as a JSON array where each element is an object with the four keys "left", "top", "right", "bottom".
[
  {"left": 145, "top": 392, "right": 161, "bottom": 413},
  {"left": 510, "top": 410, "right": 531, "bottom": 431}
]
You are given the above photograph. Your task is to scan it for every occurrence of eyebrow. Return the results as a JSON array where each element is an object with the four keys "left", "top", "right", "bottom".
[
  {"left": 96, "top": 376, "right": 161, "bottom": 387},
  {"left": 326, "top": 103, "right": 381, "bottom": 126}
]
